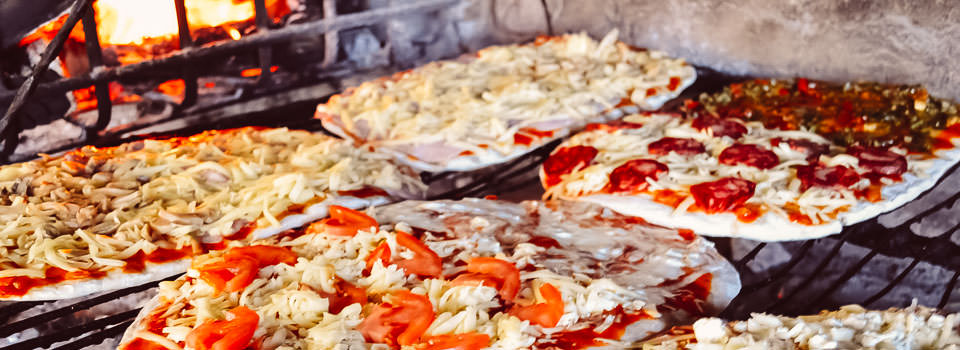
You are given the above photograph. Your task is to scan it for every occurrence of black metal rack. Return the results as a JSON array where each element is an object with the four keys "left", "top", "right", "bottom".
[
  {"left": 0, "top": 0, "right": 458, "bottom": 161},
  {"left": 1, "top": 6, "right": 959, "bottom": 347}
]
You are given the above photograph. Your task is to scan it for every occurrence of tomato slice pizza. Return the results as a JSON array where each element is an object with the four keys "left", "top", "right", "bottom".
[
  {"left": 0, "top": 127, "right": 425, "bottom": 300},
  {"left": 542, "top": 79, "right": 960, "bottom": 241},
  {"left": 641, "top": 304, "right": 960, "bottom": 349},
  {"left": 316, "top": 30, "right": 696, "bottom": 173},
  {"left": 119, "top": 199, "right": 739, "bottom": 350}
]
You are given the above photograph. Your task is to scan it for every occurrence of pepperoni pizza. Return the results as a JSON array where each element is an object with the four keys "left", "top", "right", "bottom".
[{"left": 541, "top": 79, "right": 960, "bottom": 241}]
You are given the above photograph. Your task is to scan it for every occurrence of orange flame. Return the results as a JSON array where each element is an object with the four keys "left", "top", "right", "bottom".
[{"left": 94, "top": 0, "right": 259, "bottom": 45}]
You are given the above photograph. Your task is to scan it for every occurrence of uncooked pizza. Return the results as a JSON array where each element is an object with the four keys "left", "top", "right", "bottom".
[
  {"left": 641, "top": 304, "right": 960, "bottom": 349},
  {"left": 542, "top": 79, "right": 960, "bottom": 241},
  {"left": 118, "top": 199, "right": 739, "bottom": 350},
  {"left": 317, "top": 30, "right": 696, "bottom": 173},
  {"left": 0, "top": 127, "right": 425, "bottom": 300}
]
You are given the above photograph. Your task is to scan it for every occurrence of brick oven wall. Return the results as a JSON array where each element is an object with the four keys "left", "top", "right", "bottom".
[{"left": 444, "top": 0, "right": 960, "bottom": 100}]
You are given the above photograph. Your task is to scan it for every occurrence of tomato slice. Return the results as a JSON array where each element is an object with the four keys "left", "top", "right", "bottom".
[
  {"left": 509, "top": 283, "right": 564, "bottom": 328},
  {"left": 186, "top": 306, "right": 259, "bottom": 350},
  {"left": 226, "top": 246, "right": 298, "bottom": 267},
  {"left": 450, "top": 257, "right": 520, "bottom": 302},
  {"left": 198, "top": 256, "right": 258, "bottom": 293},
  {"left": 395, "top": 231, "right": 442, "bottom": 278},
  {"left": 365, "top": 241, "right": 392, "bottom": 273},
  {"left": 358, "top": 291, "right": 436, "bottom": 347},
  {"left": 415, "top": 332, "right": 491, "bottom": 350},
  {"left": 197, "top": 246, "right": 298, "bottom": 293},
  {"left": 311, "top": 278, "right": 368, "bottom": 314},
  {"left": 310, "top": 205, "right": 379, "bottom": 236}
]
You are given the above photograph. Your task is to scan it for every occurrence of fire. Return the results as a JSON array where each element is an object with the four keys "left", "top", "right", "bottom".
[{"left": 94, "top": 0, "right": 257, "bottom": 45}]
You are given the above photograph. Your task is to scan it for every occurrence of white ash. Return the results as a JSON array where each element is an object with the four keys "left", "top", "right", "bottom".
[{"left": 12, "top": 118, "right": 84, "bottom": 160}]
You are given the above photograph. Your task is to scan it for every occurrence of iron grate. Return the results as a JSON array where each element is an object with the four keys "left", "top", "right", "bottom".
[{"left": 0, "top": 67, "right": 958, "bottom": 350}]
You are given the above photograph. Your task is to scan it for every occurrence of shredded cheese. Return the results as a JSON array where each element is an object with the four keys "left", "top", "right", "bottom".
[
  {"left": 317, "top": 30, "right": 696, "bottom": 171},
  {"left": 0, "top": 127, "right": 424, "bottom": 280},
  {"left": 545, "top": 112, "right": 935, "bottom": 225},
  {"left": 128, "top": 199, "right": 735, "bottom": 349},
  {"left": 643, "top": 303, "right": 960, "bottom": 350}
]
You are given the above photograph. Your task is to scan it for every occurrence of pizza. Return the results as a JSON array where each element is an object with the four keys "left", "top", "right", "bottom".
[
  {"left": 316, "top": 30, "right": 696, "bottom": 173},
  {"left": 118, "top": 199, "right": 739, "bottom": 350},
  {"left": 641, "top": 304, "right": 960, "bottom": 349},
  {"left": 541, "top": 79, "right": 960, "bottom": 241},
  {"left": 0, "top": 127, "right": 425, "bottom": 301}
]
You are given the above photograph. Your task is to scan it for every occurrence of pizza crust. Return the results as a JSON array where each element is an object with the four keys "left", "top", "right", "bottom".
[
  {"left": 317, "top": 31, "right": 696, "bottom": 174},
  {"left": 577, "top": 142, "right": 960, "bottom": 241},
  {"left": 1, "top": 260, "right": 188, "bottom": 302},
  {"left": 3, "top": 195, "right": 391, "bottom": 302}
]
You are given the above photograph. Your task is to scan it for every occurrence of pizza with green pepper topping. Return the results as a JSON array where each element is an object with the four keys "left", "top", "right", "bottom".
[
  {"left": 541, "top": 79, "right": 960, "bottom": 241},
  {"left": 690, "top": 78, "right": 960, "bottom": 154}
]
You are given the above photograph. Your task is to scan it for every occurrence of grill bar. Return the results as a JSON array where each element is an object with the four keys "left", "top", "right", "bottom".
[
  {"left": 0, "top": 275, "right": 176, "bottom": 338},
  {"left": 0, "top": 0, "right": 94, "bottom": 151},
  {"left": 800, "top": 250, "right": 880, "bottom": 311},
  {"left": 79, "top": 7, "right": 112, "bottom": 134},
  {"left": 940, "top": 270, "right": 960, "bottom": 309},
  {"left": 253, "top": 0, "right": 275, "bottom": 86},
  {"left": 862, "top": 257, "right": 922, "bottom": 307},
  {"left": 0, "top": 309, "right": 140, "bottom": 350},
  {"left": 50, "top": 320, "right": 133, "bottom": 350},
  {"left": 0, "top": 0, "right": 458, "bottom": 103},
  {"left": 767, "top": 235, "right": 848, "bottom": 313},
  {"left": 174, "top": 0, "right": 199, "bottom": 108}
]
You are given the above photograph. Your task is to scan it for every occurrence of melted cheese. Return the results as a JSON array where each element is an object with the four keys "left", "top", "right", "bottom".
[
  {"left": 317, "top": 31, "right": 696, "bottom": 171},
  {"left": 545, "top": 113, "right": 935, "bottom": 227},
  {"left": 0, "top": 127, "right": 424, "bottom": 280}
]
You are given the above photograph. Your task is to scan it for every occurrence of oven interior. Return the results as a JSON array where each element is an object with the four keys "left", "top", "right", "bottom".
[{"left": 0, "top": 0, "right": 959, "bottom": 349}]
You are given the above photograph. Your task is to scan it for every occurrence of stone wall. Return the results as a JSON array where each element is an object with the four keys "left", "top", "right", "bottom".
[{"left": 455, "top": 0, "right": 960, "bottom": 100}]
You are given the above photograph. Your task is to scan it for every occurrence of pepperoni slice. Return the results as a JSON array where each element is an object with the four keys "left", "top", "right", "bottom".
[
  {"left": 584, "top": 120, "right": 644, "bottom": 133},
  {"left": 847, "top": 146, "right": 907, "bottom": 177},
  {"left": 542, "top": 146, "right": 599, "bottom": 186},
  {"left": 607, "top": 159, "right": 669, "bottom": 193},
  {"left": 771, "top": 138, "right": 830, "bottom": 161},
  {"left": 648, "top": 137, "right": 705, "bottom": 156},
  {"left": 691, "top": 115, "right": 747, "bottom": 139},
  {"left": 689, "top": 178, "right": 756, "bottom": 213},
  {"left": 796, "top": 164, "right": 860, "bottom": 191},
  {"left": 718, "top": 144, "right": 779, "bottom": 169}
]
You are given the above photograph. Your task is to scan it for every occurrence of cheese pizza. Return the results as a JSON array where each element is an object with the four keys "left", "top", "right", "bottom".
[
  {"left": 641, "top": 304, "right": 960, "bottom": 349},
  {"left": 542, "top": 79, "right": 960, "bottom": 241},
  {"left": 0, "top": 127, "right": 425, "bottom": 300},
  {"left": 118, "top": 199, "right": 739, "bottom": 350},
  {"left": 316, "top": 30, "right": 696, "bottom": 173}
]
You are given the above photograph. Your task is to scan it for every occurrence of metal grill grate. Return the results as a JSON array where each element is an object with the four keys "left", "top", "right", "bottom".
[{"left": 1, "top": 39, "right": 959, "bottom": 350}]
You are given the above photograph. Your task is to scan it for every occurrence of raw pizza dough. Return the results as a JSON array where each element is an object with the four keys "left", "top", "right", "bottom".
[
  {"left": 0, "top": 127, "right": 425, "bottom": 300},
  {"left": 317, "top": 30, "right": 695, "bottom": 173},
  {"left": 119, "top": 199, "right": 739, "bottom": 350},
  {"left": 542, "top": 111, "right": 960, "bottom": 241}
]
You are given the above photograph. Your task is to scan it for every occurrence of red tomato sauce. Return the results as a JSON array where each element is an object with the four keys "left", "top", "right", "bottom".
[
  {"left": 123, "top": 246, "right": 194, "bottom": 273},
  {"left": 0, "top": 267, "right": 106, "bottom": 298},
  {"left": 658, "top": 272, "right": 713, "bottom": 317},
  {"left": 337, "top": 187, "right": 390, "bottom": 199},
  {"left": 541, "top": 306, "right": 654, "bottom": 349}
]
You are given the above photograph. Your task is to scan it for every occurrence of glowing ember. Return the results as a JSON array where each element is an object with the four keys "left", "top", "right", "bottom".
[
  {"left": 94, "top": 0, "right": 257, "bottom": 45},
  {"left": 240, "top": 66, "right": 279, "bottom": 77}
]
